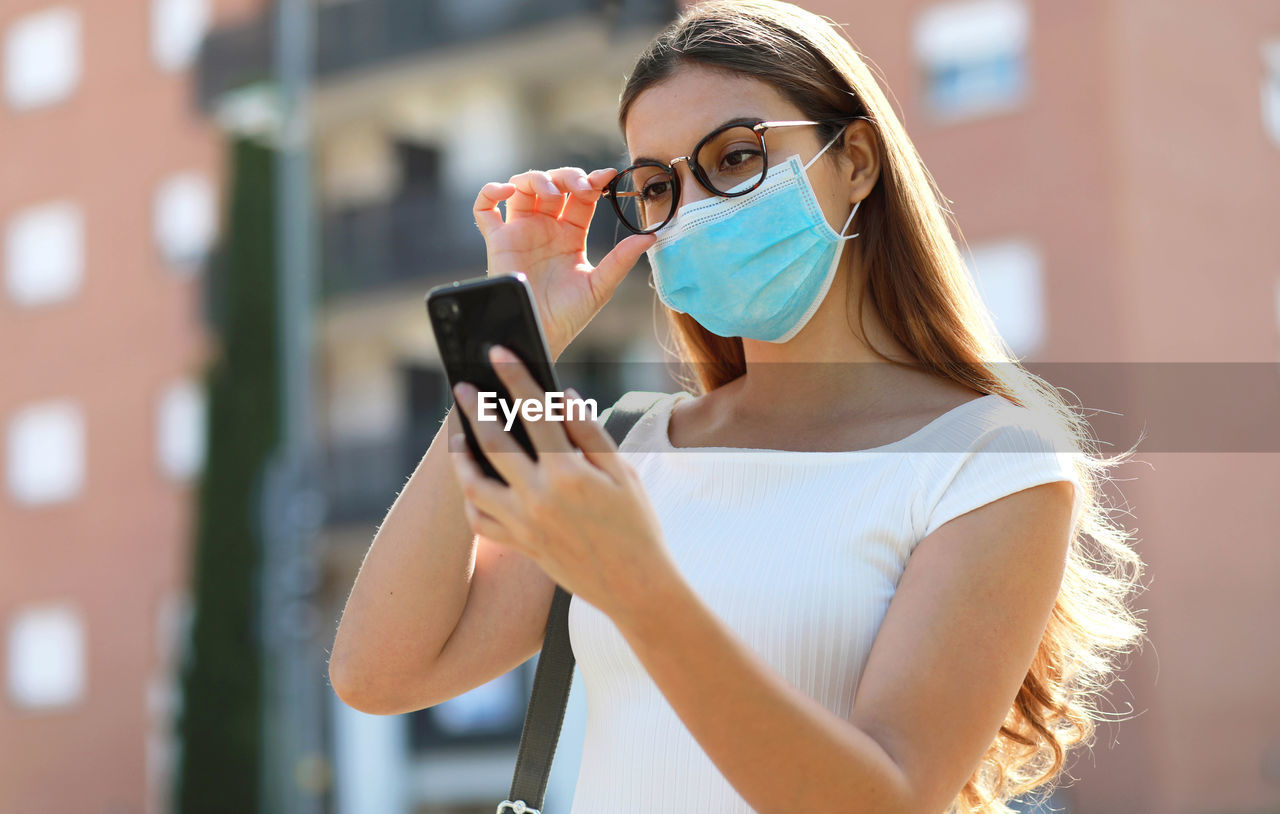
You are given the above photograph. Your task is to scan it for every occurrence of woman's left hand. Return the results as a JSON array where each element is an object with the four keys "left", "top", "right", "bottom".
[{"left": 447, "top": 345, "right": 678, "bottom": 625}]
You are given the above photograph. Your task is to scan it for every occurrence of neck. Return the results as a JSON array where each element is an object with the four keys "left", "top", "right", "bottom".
[{"left": 732, "top": 255, "right": 921, "bottom": 417}]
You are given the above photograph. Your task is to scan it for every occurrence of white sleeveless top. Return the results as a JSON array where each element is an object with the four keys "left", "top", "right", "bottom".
[{"left": 567, "top": 391, "right": 1083, "bottom": 813}]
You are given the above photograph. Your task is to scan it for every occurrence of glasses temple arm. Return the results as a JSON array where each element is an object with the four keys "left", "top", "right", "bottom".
[{"left": 755, "top": 119, "right": 822, "bottom": 132}]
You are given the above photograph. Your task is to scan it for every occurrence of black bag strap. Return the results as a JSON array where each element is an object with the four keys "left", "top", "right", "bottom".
[{"left": 500, "top": 391, "right": 669, "bottom": 814}]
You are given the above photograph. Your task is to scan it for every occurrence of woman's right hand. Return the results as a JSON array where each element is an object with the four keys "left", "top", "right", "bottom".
[{"left": 473, "top": 167, "right": 657, "bottom": 360}]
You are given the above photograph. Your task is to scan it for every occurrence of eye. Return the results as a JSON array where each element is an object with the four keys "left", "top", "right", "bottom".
[
  {"left": 641, "top": 179, "right": 672, "bottom": 201},
  {"left": 721, "top": 148, "right": 762, "bottom": 169}
]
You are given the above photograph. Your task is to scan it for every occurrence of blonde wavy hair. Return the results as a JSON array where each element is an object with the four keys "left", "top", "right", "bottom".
[{"left": 618, "top": 2, "right": 1147, "bottom": 811}]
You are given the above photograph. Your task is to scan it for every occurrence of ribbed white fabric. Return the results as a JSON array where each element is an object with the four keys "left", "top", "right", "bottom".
[{"left": 567, "top": 391, "right": 1083, "bottom": 813}]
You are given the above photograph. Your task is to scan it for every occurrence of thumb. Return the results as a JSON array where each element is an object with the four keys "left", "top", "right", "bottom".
[{"left": 590, "top": 232, "right": 657, "bottom": 298}]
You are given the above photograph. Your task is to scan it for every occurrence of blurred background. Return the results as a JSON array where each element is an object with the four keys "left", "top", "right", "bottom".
[{"left": 1, "top": 0, "right": 1278, "bottom": 812}]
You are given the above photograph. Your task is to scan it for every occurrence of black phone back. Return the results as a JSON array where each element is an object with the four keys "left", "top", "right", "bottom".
[{"left": 426, "top": 273, "right": 560, "bottom": 481}]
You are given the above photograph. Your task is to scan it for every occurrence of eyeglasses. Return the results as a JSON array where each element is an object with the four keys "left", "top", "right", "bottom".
[{"left": 601, "top": 119, "right": 844, "bottom": 235}]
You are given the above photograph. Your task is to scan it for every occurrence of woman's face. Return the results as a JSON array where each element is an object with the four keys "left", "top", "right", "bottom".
[{"left": 623, "top": 63, "right": 856, "bottom": 234}]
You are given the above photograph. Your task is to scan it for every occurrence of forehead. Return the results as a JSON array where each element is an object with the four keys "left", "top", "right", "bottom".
[{"left": 623, "top": 65, "right": 802, "bottom": 162}]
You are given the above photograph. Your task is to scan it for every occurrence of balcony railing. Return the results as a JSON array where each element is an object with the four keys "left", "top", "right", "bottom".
[
  {"left": 321, "top": 192, "right": 484, "bottom": 299},
  {"left": 321, "top": 426, "right": 436, "bottom": 527},
  {"left": 196, "top": 0, "right": 676, "bottom": 108}
]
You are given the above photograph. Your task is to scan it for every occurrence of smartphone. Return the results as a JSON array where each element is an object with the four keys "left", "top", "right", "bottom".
[{"left": 426, "top": 273, "right": 562, "bottom": 484}]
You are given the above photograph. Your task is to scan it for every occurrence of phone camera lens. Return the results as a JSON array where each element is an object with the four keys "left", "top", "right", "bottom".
[{"left": 434, "top": 298, "right": 460, "bottom": 321}]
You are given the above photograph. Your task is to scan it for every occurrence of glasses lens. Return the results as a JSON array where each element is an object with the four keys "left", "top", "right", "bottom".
[
  {"left": 612, "top": 165, "right": 676, "bottom": 233},
  {"left": 695, "top": 125, "right": 766, "bottom": 196}
]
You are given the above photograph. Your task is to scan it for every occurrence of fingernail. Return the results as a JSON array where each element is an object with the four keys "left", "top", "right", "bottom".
[
  {"left": 453, "top": 382, "right": 473, "bottom": 400},
  {"left": 575, "top": 178, "right": 592, "bottom": 191},
  {"left": 489, "top": 345, "right": 515, "bottom": 363}
]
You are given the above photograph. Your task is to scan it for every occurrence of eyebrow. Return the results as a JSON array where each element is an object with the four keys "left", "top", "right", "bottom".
[{"left": 629, "top": 115, "right": 764, "bottom": 165}]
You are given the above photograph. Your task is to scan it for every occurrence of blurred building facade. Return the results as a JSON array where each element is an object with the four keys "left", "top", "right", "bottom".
[{"left": 0, "top": 0, "right": 263, "bottom": 812}]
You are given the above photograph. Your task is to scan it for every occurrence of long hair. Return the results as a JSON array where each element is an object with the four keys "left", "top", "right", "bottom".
[{"left": 618, "top": 2, "right": 1147, "bottom": 811}]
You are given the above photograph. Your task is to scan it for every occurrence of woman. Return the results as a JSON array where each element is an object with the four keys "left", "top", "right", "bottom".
[{"left": 329, "top": 2, "right": 1146, "bottom": 812}]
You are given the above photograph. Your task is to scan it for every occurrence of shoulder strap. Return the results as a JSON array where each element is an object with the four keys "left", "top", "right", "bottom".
[
  {"left": 502, "top": 391, "right": 669, "bottom": 813},
  {"left": 602, "top": 390, "right": 669, "bottom": 448}
]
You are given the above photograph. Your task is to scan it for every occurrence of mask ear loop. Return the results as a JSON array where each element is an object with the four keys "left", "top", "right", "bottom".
[
  {"left": 802, "top": 124, "right": 862, "bottom": 239},
  {"left": 838, "top": 199, "right": 861, "bottom": 239},
  {"left": 803, "top": 124, "right": 849, "bottom": 172}
]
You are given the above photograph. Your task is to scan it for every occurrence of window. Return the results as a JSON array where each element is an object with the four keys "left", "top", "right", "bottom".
[
  {"left": 153, "top": 172, "right": 217, "bottom": 271},
  {"left": 6, "top": 399, "right": 85, "bottom": 505},
  {"left": 150, "top": 0, "right": 210, "bottom": 72},
  {"left": 3, "top": 7, "right": 81, "bottom": 111},
  {"left": 394, "top": 140, "right": 444, "bottom": 196},
  {"left": 146, "top": 592, "right": 190, "bottom": 812},
  {"left": 6, "top": 603, "right": 86, "bottom": 710},
  {"left": 1264, "top": 40, "right": 1280, "bottom": 147},
  {"left": 157, "top": 379, "right": 207, "bottom": 481},
  {"left": 965, "top": 239, "right": 1045, "bottom": 357},
  {"left": 4, "top": 200, "right": 84, "bottom": 307},
  {"left": 915, "top": 0, "right": 1029, "bottom": 120}
]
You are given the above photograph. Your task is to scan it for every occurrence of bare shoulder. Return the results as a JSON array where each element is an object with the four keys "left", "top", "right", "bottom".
[
  {"left": 885, "top": 376, "right": 988, "bottom": 423},
  {"left": 664, "top": 376, "right": 742, "bottom": 448},
  {"left": 667, "top": 371, "right": 994, "bottom": 452},
  {"left": 847, "top": 375, "right": 989, "bottom": 449}
]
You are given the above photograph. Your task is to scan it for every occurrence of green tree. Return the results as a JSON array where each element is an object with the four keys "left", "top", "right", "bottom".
[{"left": 175, "top": 137, "right": 279, "bottom": 814}]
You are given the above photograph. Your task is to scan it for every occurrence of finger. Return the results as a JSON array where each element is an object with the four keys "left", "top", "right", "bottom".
[
  {"left": 589, "top": 232, "right": 658, "bottom": 298},
  {"left": 473, "top": 181, "right": 516, "bottom": 237},
  {"left": 547, "top": 166, "right": 594, "bottom": 198},
  {"left": 449, "top": 432, "right": 528, "bottom": 537},
  {"left": 548, "top": 167, "right": 598, "bottom": 230},
  {"left": 587, "top": 167, "right": 619, "bottom": 188},
  {"left": 487, "top": 345, "right": 573, "bottom": 454},
  {"left": 562, "top": 167, "right": 621, "bottom": 231},
  {"left": 560, "top": 388, "right": 630, "bottom": 482},
  {"left": 453, "top": 382, "right": 538, "bottom": 486},
  {"left": 464, "top": 499, "right": 522, "bottom": 551},
  {"left": 507, "top": 170, "right": 566, "bottom": 219}
]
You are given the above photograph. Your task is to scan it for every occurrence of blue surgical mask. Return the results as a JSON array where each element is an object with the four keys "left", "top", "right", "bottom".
[{"left": 646, "top": 128, "right": 860, "bottom": 343}]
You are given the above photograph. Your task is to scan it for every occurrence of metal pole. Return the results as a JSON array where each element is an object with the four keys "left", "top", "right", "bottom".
[{"left": 262, "top": 1, "right": 322, "bottom": 813}]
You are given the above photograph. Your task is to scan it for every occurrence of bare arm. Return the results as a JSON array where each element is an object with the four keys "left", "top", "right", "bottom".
[{"left": 327, "top": 406, "right": 556, "bottom": 715}]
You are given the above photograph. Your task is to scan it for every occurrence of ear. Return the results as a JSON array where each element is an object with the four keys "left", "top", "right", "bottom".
[{"left": 840, "top": 118, "right": 881, "bottom": 205}]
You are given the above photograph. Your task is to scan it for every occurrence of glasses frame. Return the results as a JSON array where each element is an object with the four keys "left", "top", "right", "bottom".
[{"left": 601, "top": 118, "right": 845, "bottom": 235}]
